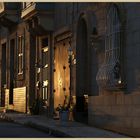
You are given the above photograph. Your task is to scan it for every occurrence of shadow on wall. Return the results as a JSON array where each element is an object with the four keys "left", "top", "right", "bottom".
[
  {"left": 93, "top": 114, "right": 117, "bottom": 127},
  {"left": 90, "top": 109, "right": 118, "bottom": 127}
]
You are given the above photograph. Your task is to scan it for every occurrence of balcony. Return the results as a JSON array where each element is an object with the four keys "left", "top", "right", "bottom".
[
  {"left": 21, "top": 2, "right": 54, "bottom": 33},
  {"left": 0, "top": 2, "right": 20, "bottom": 28},
  {"left": 21, "top": 2, "right": 36, "bottom": 18}
]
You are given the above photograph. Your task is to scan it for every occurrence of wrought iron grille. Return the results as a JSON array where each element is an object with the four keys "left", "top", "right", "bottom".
[{"left": 96, "top": 5, "right": 121, "bottom": 89}]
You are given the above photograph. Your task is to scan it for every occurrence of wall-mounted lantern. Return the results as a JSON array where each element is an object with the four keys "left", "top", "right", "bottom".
[{"left": 113, "top": 61, "right": 122, "bottom": 85}]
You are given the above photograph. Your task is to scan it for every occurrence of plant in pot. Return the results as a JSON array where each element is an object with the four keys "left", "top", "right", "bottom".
[{"left": 56, "top": 104, "right": 69, "bottom": 121}]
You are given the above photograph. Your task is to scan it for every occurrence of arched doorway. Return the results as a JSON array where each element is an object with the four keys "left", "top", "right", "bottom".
[{"left": 76, "top": 17, "right": 88, "bottom": 123}]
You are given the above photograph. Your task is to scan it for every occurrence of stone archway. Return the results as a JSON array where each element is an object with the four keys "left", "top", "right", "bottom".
[{"left": 76, "top": 17, "right": 88, "bottom": 123}]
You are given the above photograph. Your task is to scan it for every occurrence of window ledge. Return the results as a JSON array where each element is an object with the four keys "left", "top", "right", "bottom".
[
  {"left": 18, "top": 72, "right": 23, "bottom": 75},
  {"left": 17, "top": 72, "right": 24, "bottom": 81}
]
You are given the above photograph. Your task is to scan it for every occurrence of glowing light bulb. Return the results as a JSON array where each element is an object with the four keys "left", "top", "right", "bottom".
[{"left": 118, "top": 80, "right": 121, "bottom": 84}]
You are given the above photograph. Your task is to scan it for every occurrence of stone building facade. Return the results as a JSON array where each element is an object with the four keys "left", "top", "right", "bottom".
[{"left": 0, "top": 2, "right": 140, "bottom": 137}]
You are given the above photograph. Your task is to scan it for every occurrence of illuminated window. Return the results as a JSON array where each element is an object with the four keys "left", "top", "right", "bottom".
[
  {"left": 42, "top": 37, "right": 49, "bottom": 100},
  {"left": 18, "top": 36, "right": 24, "bottom": 74},
  {"left": 43, "top": 80, "right": 48, "bottom": 100}
]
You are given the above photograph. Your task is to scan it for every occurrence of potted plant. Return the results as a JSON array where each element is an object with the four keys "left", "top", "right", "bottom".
[{"left": 56, "top": 104, "right": 69, "bottom": 121}]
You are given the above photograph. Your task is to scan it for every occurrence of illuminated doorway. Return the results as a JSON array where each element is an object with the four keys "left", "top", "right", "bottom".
[{"left": 54, "top": 39, "right": 70, "bottom": 110}]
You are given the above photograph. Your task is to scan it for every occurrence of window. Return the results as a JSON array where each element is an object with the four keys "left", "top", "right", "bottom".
[
  {"left": 42, "top": 37, "right": 49, "bottom": 100},
  {"left": 105, "top": 5, "right": 120, "bottom": 64},
  {"left": 42, "top": 48, "right": 48, "bottom": 67},
  {"left": 18, "top": 36, "right": 24, "bottom": 75},
  {"left": 43, "top": 80, "right": 48, "bottom": 100},
  {"left": 96, "top": 5, "right": 121, "bottom": 89}
]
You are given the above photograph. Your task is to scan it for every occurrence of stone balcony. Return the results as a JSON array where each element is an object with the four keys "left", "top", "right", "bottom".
[
  {"left": 21, "top": 2, "right": 36, "bottom": 19},
  {"left": 21, "top": 2, "right": 54, "bottom": 33}
]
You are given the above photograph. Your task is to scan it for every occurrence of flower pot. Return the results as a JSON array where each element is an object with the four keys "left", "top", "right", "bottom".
[{"left": 59, "top": 111, "right": 69, "bottom": 121}]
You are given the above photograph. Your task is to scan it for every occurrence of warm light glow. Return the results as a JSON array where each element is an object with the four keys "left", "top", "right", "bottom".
[
  {"left": 43, "top": 47, "right": 49, "bottom": 52},
  {"left": 37, "top": 68, "right": 40, "bottom": 73},
  {"left": 73, "top": 59, "right": 76, "bottom": 64},
  {"left": 118, "top": 80, "right": 121, "bottom": 84},
  {"left": 58, "top": 77, "right": 62, "bottom": 87},
  {"left": 44, "top": 64, "right": 48, "bottom": 68},
  {"left": 43, "top": 80, "right": 48, "bottom": 86}
]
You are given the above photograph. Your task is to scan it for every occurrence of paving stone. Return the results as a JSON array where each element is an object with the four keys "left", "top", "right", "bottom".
[{"left": 0, "top": 112, "right": 128, "bottom": 138}]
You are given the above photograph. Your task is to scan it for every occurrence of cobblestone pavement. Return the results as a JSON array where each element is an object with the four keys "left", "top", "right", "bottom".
[{"left": 0, "top": 112, "right": 130, "bottom": 138}]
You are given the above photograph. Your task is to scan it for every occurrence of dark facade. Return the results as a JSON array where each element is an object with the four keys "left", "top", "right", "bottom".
[{"left": 0, "top": 2, "right": 140, "bottom": 137}]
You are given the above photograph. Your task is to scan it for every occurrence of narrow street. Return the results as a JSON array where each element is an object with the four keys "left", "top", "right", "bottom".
[{"left": 0, "top": 119, "right": 54, "bottom": 138}]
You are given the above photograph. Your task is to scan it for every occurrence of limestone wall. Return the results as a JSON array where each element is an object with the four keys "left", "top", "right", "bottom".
[{"left": 89, "top": 92, "right": 140, "bottom": 137}]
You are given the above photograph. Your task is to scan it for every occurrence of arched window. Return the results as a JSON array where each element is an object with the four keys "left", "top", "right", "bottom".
[
  {"left": 96, "top": 5, "right": 122, "bottom": 90},
  {"left": 105, "top": 5, "right": 121, "bottom": 64}
]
